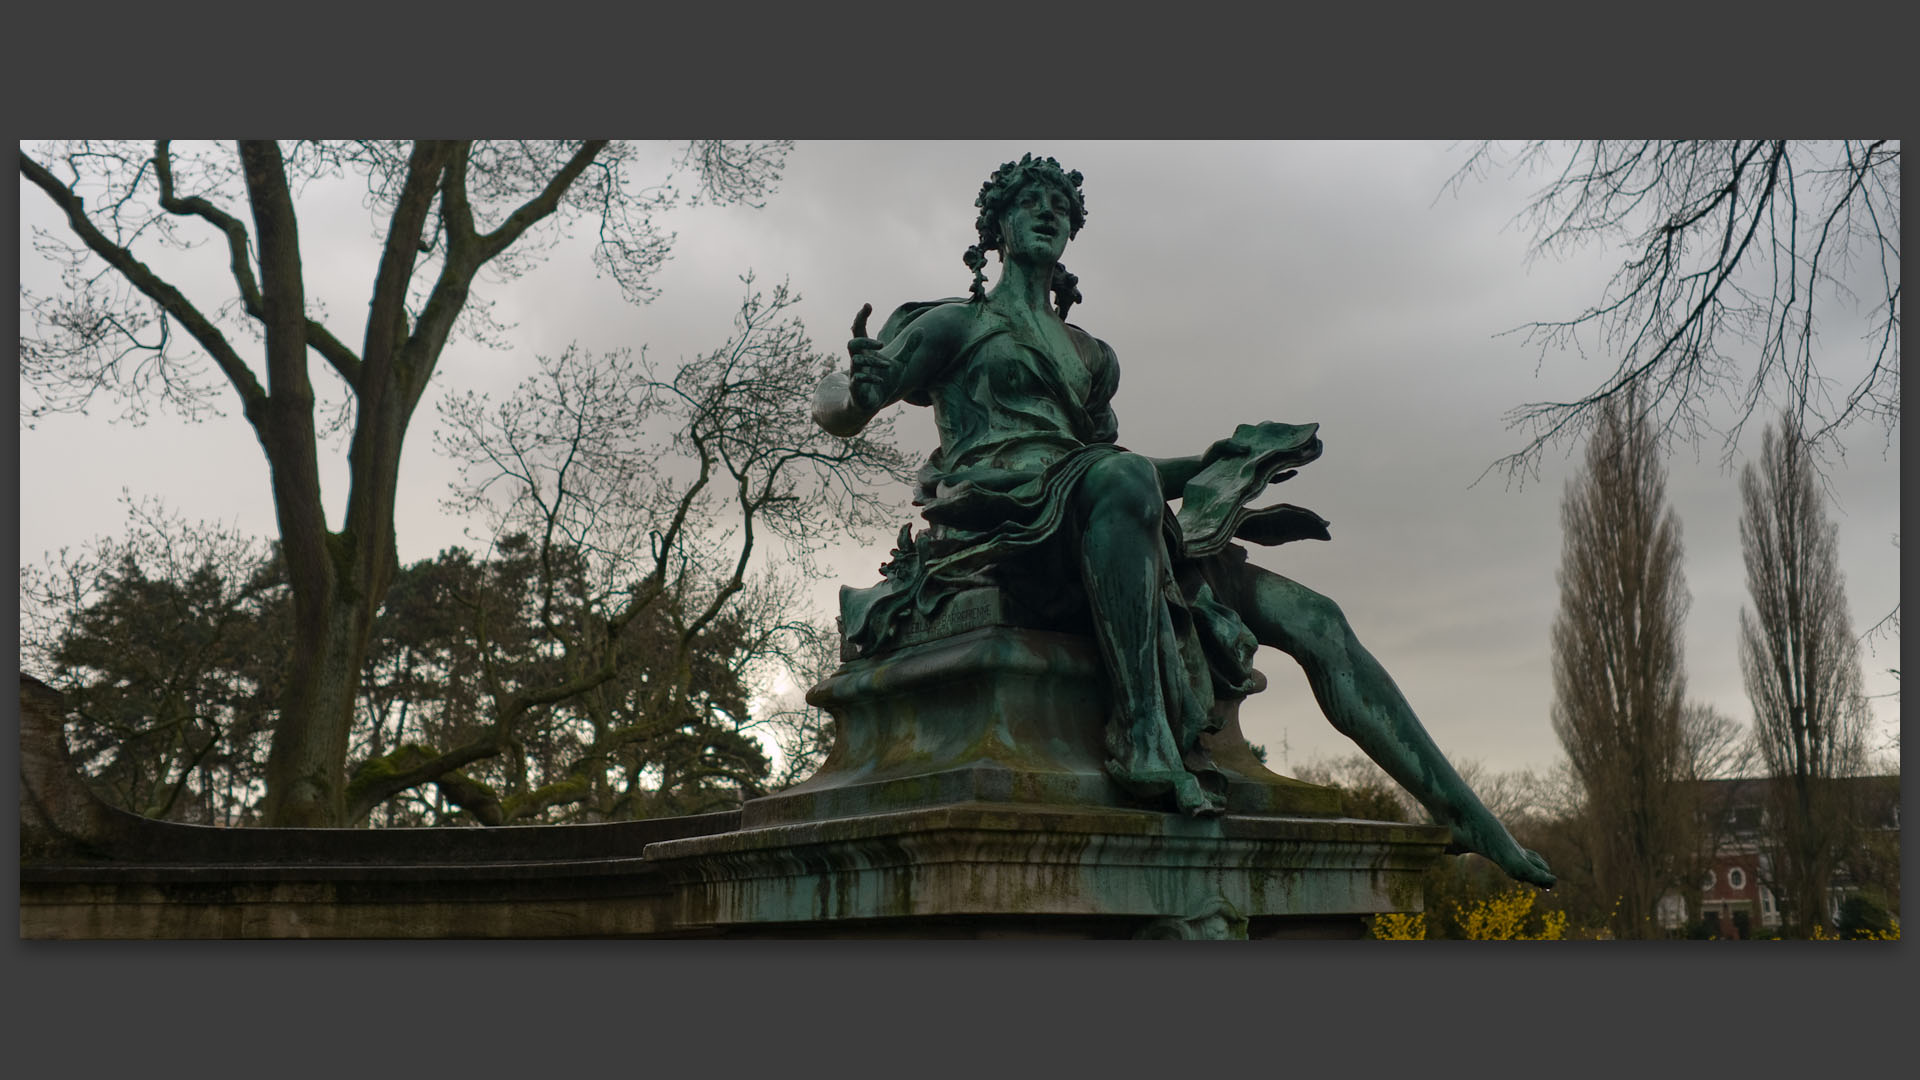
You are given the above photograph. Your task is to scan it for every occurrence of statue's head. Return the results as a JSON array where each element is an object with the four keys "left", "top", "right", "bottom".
[
  {"left": 964, "top": 154, "right": 1086, "bottom": 314},
  {"left": 972, "top": 153, "right": 1087, "bottom": 256}
]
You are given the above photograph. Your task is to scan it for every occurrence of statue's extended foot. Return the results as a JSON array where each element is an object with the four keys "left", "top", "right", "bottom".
[
  {"left": 1520, "top": 848, "right": 1554, "bottom": 887},
  {"left": 1106, "top": 758, "right": 1227, "bottom": 817},
  {"left": 1445, "top": 811, "right": 1555, "bottom": 888}
]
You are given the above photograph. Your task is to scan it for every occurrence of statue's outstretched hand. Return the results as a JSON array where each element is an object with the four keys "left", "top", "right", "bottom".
[
  {"left": 848, "top": 302, "right": 892, "bottom": 412},
  {"left": 1201, "top": 431, "right": 1251, "bottom": 467}
]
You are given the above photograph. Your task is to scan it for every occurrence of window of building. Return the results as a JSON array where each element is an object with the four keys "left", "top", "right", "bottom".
[
  {"left": 1701, "top": 869, "right": 1716, "bottom": 891},
  {"left": 1728, "top": 867, "right": 1746, "bottom": 890},
  {"left": 1657, "top": 894, "right": 1686, "bottom": 929}
]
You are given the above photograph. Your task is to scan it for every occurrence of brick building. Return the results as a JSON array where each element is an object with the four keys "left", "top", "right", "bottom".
[{"left": 1657, "top": 776, "right": 1899, "bottom": 938}]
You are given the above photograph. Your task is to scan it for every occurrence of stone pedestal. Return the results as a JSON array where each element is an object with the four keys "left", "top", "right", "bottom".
[
  {"left": 664, "top": 622, "right": 1447, "bottom": 938},
  {"left": 745, "top": 625, "right": 1340, "bottom": 827},
  {"left": 647, "top": 802, "right": 1445, "bottom": 939},
  {"left": 19, "top": 624, "right": 1449, "bottom": 939}
]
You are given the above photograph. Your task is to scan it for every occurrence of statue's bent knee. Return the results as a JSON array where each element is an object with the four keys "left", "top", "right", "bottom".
[
  {"left": 1300, "top": 589, "right": 1349, "bottom": 643},
  {"left": 1081, "top": 452, "right": 1164, "bottom": 525}
]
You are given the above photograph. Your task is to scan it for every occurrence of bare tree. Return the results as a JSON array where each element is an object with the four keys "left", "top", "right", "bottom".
[
  {"left": 1291, "top": 754, "right": 1552, "bottom": 836},
  {"left": 20, "top": 140, "right": 789, "bottom": 825},
  {"left": 1739, "top": 412, "right": 1870, "bottom": 935},
  {"left": 343, "top": 278, "right": 913, "bottom": 823},
  {"left": 1452, "top": 140, "right": 1900, "bottom": 481},
  {"left": 1550, "top": 399, "right": 1694, "bottom": 938},
  {"left": 746, "top": 618, "right": 844, "bottom": 792}
]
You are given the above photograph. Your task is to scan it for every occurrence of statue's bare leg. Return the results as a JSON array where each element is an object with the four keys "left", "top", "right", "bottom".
[
  {"left": 1074, "top": 453, "right": 1223, "bottom": 816},
  {"left": 1222, "top": 561, "right": 1554, "bottom": 886}
]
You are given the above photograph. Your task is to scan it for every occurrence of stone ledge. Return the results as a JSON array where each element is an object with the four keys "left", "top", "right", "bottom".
[
  {"left": 648, "top": 802, "right": 1445, "bottom": 937},
  {"left": 21, "top": 804, "right": 1447, "bottom": 939},
  {"left": 19, "top": 647, "right": 1432, "bottom": 939}
]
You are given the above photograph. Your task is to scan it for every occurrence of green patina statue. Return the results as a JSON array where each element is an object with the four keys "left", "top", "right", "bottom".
[{"left": 813, "top": 154, "right": 1553, "bottom": 888}]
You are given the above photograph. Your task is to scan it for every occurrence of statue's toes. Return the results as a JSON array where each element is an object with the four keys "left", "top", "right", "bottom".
[
  {"left": 1523, "top": 849, "right": 1556, "bottom": 888},
  {"left": 1172, "top": 775, "right": 1227, "bottom": 817}
]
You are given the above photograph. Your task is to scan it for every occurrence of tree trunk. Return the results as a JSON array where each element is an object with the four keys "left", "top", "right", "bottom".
[
  {"left": 263, "top": 595, "right": 377, "bottom": 826},
  {"left": 24, "top": 140, "right": 701, "bottom": 829},
  {"left": 256, "top": 393, "right": 412, "bottom": 827},
  {"left": 242, "top": 140, "right": 441, "bottom": 827}
]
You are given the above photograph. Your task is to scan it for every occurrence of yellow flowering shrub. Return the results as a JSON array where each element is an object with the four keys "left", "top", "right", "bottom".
[
  {"left": 1371, "top": 912, "right": 1427, "bottom": 940},
  {"left": 1453, "top": 888, "right": 1568, "bottom": 941},
  {"left": 1371, "top": 889, "right": 1569, "bottom": 941}
]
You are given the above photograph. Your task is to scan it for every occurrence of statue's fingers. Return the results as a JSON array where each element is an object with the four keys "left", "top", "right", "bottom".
[{"left": 851, "top": 302, "right": 872, "bottom": 340}]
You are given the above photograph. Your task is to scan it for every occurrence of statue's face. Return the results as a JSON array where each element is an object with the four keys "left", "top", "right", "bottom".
[{"left": 997, "top": 179, "right": 1073, "bottom": 265}]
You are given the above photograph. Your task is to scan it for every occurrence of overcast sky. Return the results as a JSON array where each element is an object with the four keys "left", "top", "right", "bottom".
[{"left": 17, "top": 141, "right": 1902, "bottom": 779}]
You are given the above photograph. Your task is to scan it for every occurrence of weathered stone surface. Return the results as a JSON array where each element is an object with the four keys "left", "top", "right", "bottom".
[
  {"left": 20, "top": 664, "right": 1442, "bottom": 940},
  {"left": 746, "top": 625, "right": 1339, "bottom": 828},
  {"left": 649, "top": 802, "right": 1445, "bottom": 939},
  {"left": 21, "top": 860, "right": 681, "bottom": 939}
]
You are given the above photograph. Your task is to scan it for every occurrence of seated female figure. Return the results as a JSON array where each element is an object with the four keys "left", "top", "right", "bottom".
[{"left": 814, "top": 154, "right": 1553, "bottom": 888}]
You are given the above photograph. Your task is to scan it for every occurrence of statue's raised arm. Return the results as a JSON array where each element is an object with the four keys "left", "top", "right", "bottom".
[{"left": 813, "top": 299, "right": 975, "bottom": 437}]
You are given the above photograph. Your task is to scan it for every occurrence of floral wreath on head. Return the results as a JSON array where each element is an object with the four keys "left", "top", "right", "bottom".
[
  {"left": 973, "top": 153, "right": 1087, "bottom": 254},
  {"left": 964, "top": 153, "right": 1087, "bottom": 317}
]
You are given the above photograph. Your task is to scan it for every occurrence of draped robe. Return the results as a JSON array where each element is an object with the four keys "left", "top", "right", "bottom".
[{"left": 839, "top": 298, "right": 1327, "bottom": 751}]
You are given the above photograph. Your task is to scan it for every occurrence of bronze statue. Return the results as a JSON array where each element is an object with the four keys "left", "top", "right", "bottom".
[{"left": 813, "top": 154, "right": 1553, "bottom": 887}]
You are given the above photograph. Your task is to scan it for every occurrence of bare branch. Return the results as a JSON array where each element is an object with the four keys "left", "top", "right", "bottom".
[
  {"left": 363, "top": 140, "right": 459, "bottom": 378},
  {"left": 21, "top": 149, "right": 267, "bottom": 419},
  {"left": 1454, "top": 140, "right": 1900, "bottom": 480},
  {"left": 476, "top": 141, "right": 610, "bottom": 261},
  {"left": 304, "top": 319, "right": 364, "bottom": 387},
  {"left": 154, "top": 140, "right": 265, "bottom": 320}
]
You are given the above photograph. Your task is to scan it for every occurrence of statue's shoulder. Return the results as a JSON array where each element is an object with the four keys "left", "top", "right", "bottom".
[
  {"left": 876, "top": 297, "right": 976, "bottom": 348},
  {"left": 1061, "top": 321, "right": 1112, "bottom": 351}
]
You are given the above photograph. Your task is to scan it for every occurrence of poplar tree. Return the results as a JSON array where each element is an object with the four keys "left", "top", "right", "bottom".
[
  {"left": 1550, "top": 400, "right": 1693, "bottom": 938},
  {"left": 1739, "top": 413, "right": 1869, "bottom": 936}
]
